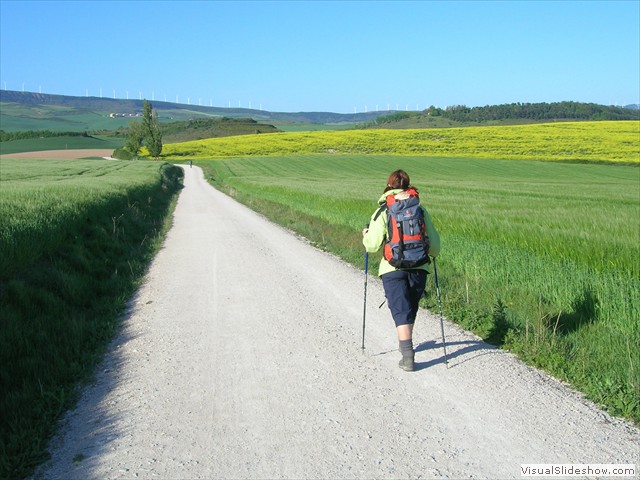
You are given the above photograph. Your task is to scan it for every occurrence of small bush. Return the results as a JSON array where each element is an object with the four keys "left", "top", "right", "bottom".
[{"left": 112, "top": 146, "right": 134, "bottom": 160}]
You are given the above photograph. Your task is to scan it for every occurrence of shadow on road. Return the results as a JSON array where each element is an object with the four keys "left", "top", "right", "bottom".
[
  {"left": 414, "top": 338, "right": 499, "bottom": 370},
  {"left": 370, "top": 337, "right": 499, "bottom": 371}
]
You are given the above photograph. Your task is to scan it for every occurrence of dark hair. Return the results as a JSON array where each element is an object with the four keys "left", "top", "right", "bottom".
[{"left": 384, "top": 169, "right": 412, "bottom": 193}]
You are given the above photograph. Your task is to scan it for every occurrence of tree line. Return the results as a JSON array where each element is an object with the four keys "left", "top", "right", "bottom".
[
  {"left": 371, "top": 101, "right": 640, "bottom": 126},
  {"left": 0, "top": 130, "right": 91, "bottom": 142},
  {"left": 425, "top": 101, "right": 640, "bottom": 122}
]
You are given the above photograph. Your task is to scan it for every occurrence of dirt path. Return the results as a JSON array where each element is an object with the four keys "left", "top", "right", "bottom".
[
  {"left": 0, "top": 149, "right": 115, "bottom": 159},
  {"left": 35, "top": 166, "right": 639, "bottom": 479}
]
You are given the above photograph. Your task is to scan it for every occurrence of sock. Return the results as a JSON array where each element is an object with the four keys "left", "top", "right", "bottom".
[{"left": 399, "top": 339, "right": 414, "bottom": 358}]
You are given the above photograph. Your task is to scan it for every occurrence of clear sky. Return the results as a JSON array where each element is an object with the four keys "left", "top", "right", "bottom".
[{"left": 1, "top": 0, "right": 638, "bottom": 113}]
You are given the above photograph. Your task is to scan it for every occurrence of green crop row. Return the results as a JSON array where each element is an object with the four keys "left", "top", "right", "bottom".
[
  {"left": 192, "top": 154, "right": 639, "bottom": 423},
  {"left": 160, "top": 121, "right": 640, "bottom": 163},
  {"left": 0, "top": 158, "right": 183, "bottom": 479}
]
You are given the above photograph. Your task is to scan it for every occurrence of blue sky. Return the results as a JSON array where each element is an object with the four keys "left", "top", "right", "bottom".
[{"left": 1, "top": 0, "right": 638, "bottom": 113}]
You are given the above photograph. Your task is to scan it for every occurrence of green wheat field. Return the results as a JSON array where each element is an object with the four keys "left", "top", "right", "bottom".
[{"left": 0, "top": 158, "right": 182, "bottom": 478}]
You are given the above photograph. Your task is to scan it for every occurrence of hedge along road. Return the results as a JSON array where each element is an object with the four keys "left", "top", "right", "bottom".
[{"left": 35, "top": 165, "right": 639, "bottom": 480}]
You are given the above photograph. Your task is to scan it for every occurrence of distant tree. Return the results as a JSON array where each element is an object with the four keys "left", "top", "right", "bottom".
[
  {"left": 142, "top": 100, "right": 163, "bottom": 159},
  {"left": 126, "top": 120, "right": 145, "bottom": 158}
]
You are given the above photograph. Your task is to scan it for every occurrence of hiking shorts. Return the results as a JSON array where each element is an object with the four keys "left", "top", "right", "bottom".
[{"left": 381, "top": 269, "right": 427, "bottom": 327}]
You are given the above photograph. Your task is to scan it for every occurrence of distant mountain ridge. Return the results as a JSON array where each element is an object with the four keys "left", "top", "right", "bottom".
[
  {"left": 2, "top": 90, "right": 638, "bottom": 134},
  {"left": 0, "top": 90, "right": 388, "bottom": 125}
]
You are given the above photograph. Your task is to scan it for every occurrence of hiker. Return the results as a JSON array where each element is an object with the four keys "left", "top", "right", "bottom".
[{"left": 362, "top": 169, "right": 441, "bottom": 371}]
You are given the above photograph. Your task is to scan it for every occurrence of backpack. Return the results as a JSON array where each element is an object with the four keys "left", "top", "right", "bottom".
[{"left": 374, "top": 188, "right": 430, "bottom": 269}]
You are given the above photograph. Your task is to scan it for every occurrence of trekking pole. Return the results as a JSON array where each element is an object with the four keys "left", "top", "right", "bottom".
[
  {"left": 432, "top": 257, "right": 449, "bottom": 367},
  {"left": 362, "top": 250, "right": 369, "bottom": 351}
]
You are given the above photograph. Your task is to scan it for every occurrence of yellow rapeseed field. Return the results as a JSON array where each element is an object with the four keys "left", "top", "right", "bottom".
[{"left": 160, "top": 121, "right": 639, "bottom": 163}]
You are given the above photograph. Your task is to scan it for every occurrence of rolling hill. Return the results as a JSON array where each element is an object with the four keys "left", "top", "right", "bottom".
[
  {"left": 0, "top": 115, "right": 283, "bottom": 154},
  {"left": 0, "top": 90, "right": 389, "bottom": 133},
  {"left": 2, "top": 90, "right": 637, "bottom": 141}
]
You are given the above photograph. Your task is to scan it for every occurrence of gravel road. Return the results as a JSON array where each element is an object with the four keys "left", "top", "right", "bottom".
[{"left": 35, "top": 165, "right": 639, "bottom": 479}]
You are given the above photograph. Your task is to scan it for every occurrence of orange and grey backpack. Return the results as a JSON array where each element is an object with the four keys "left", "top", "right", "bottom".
[{"left": 374, "top": 188, "right": 430, "bottom": 269}]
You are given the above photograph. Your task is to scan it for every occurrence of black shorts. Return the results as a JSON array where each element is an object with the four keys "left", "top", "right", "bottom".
[{"left": 381, "top": 269, "right": 427, "bottom": 327}]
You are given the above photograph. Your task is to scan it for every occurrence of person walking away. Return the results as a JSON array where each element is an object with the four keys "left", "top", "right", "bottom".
[{"left": 362, "top": 169, "right": 441, "bottom": 371}]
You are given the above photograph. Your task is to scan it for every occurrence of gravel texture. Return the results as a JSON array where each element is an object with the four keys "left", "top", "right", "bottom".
[{"left": 35, "top": 165, "right": 639, "bottom": 479}]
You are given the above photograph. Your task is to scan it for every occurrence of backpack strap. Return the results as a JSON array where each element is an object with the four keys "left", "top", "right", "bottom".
[{"left": 373, "top": 203, "right": 387, "bottom": 222}]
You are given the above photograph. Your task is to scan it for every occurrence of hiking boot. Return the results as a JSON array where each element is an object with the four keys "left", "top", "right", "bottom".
[
  {"left": 398, "top": 338, "right": 415, "bottom": 371},
  {"left": 398, "top": 355, "right": 415, "bottom": 372}
]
